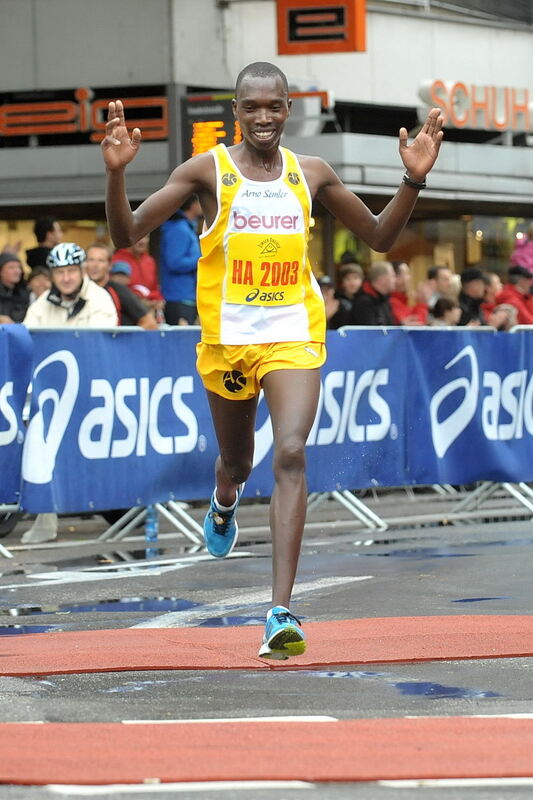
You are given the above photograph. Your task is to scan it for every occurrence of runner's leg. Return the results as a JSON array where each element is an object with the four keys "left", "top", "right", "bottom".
[
  {"left": 206, "top": 391, "right": 258, "bottom": 506},
  {"left": 261, "top": 368, "right": 321, "bottom": 608}
]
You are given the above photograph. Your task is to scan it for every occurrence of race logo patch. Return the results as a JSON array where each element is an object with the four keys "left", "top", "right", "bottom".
[
  {"left": 222, "top": 172, "right": 238, "bottom": 186},
  {"left": 258, "top": 238, "right": 281, "bottom": 256},
  {"left": 223, "top": 370, "right": 247, "bottom": 393},
  {"left": 287, "top": 172, "right": 300, "bottom": 185}
]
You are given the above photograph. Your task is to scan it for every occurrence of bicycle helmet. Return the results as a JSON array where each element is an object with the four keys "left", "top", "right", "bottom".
[{"left": 46, "top": 242, "right": 86, "bottom": 268}]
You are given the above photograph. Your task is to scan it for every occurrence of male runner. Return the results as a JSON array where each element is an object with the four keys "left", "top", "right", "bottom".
[{"left": 102, "top": 61, "right": 443, "bottom": 659}]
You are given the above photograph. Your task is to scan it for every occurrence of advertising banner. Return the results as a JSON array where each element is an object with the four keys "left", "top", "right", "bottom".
[
  {"left": 0, "top": 325, "right": 33, "bottom": 503},
  {"left": 18, "top": 327, "right": 533, "bottom": 513}
]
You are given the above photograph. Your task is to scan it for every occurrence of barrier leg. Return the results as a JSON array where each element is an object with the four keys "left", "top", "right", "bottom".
[
  {"left": 332, "top": 490, "right": 388, "bottom": 531},
  {"left": 158, "top": 502, "right": 203, "bottom": 545},
  {"left": 307, "top": 492, "right": 331, "bottom": 513},
  {"left": 99, "top": 508, "right": 147, "bottom": 542},
  {"left": 0, "top": 542, "right": 13, "bottom": 559},
  {"left": 451, "top": 481, "right": 496, "bottom": 513},
  {"left": 501, "top": 483, "right": 533, "bottom": 514},
  {"left": 98, "top": 506, "right": 144, "bottom": 542}
]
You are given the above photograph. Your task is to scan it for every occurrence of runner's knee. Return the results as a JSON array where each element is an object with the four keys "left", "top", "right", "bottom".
[
  {"left": 219, "top": 455, "right": 253, "bottom": 486},
  {"left": 273, "top": 437, "right": 306, "bottom": 477}
]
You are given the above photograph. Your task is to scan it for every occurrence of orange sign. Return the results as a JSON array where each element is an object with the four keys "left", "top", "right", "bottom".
[
  {"left": 0, "top": 88, "right": 168, "bottom": 142},
  {"left": 419, "top": 80, "right": 531, "bottom": 132},
  {"left": 277, "top": 0, "right": 366, "bottom": 55}
]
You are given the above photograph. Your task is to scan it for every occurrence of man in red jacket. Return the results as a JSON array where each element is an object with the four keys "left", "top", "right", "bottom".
[
  {"left": 390, "top": 260, "right": 430, "bottom": 325},
  {"left": 112, "top": 234, "right": 164, "bottom": 312},
  {"left": 496, "top": 266, "right": 533, "bottom": 325}
]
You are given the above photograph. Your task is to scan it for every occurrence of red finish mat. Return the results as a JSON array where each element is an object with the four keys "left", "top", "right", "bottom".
[
  {"left": 1, "top": 615, "right": 533, "bottom": 676},
  {"left": 1, "top": 717, "right": 533, "bottom": 785}
]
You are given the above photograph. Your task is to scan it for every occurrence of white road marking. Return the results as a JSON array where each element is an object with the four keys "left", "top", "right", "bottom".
[
  {"left": 47, "top": 780, "right": 314, "bottom": 795},
  {"left": 379, "top": 778, "right": 533, "bottom": 788},
  {"left": 122, "top": 715, "right": 338, "bottom": 724},
  {"left": 132, "top": 575, "right": 373, "bottom": 628},
  {"left": 0, "top": 552, "right": 252, "bottom": 590}
]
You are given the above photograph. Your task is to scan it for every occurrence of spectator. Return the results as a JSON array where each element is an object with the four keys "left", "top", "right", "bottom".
[
  {"left": 496, "top": 265, "right": 533, "bottom": 325},
  {"left": 0, "top": 253, "right": 30, "bottom": 323},
  {"left": 112, "top": 235, "right": 164, "bottom": 312},
  {"left": 426, "top": 264, "right": 454, "bottom": 309},
  {"left": 338, "top": 262, "right": 363, "bottom": 299},
  {"left": 160, "top": 196, "right": 202, "bottom": 325},
  {"left": 487, "top": 303, "right": 518, "bottom": 332},
  {"left": 509, "top": 222, "right": 533, "bottom": 275},
  {"left": 349, "top": 261, "right": 396, "bottom": 326},
  {"left": 22, "top": 243, "right": 118, "bottom": 545},
  {"left": 481, "top": 271, "right": 503, "bottom": 318},
  {"left": 458, "top": 267, "right": 486, "bottom": 326},
  {"left": 317, "top": 274, "right": 347, "bottom": 329},
  {"left": 24, "top": 242, "right": 118, "bottom": 329},
  {"left": 430, "top": 297, "right": 461, "bottom": 326},
  {"left": 390, "top": 260, "right": 430, "bottom": 325},
  {"left": 26, "top": 216, "right": 63, "bottom": 269},
  {"left": 27, "top": 267, "right": 52, "bottom": 303},
  {"left": 85, "top": 243, "right": 158, "bottom": 329},
  {"left": 109, "top": 261, "right": 132, "bottom": 286}
]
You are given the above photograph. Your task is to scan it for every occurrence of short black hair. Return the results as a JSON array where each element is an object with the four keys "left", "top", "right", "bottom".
[
  {"left": 235, "top": 62, "right": 289, "bottom": 97},
  {"left": 34, "top": 216, "right": 58, "bottom": 242},
  {"left": 460, "top": 267, "right": 484, "bottom": 285},
  {"left": 427, "top": 264, "right": 450, "bottom": 280}
]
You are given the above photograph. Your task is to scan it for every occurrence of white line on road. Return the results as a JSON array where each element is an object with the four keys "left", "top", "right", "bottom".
[
  {"left": 0, "top": 552, "right": 252, "bottom": 590},
  {"left": 47, "top": 780, "right": 315, "bottom": 795},
  {"left": 379, "top": 778, "right": 533, "bottom": 788},
  {"left": 132, "top": 575, "right": 373, "bottom": 628},
  {"left": 122, "top": 715, "right": 338, "bottom": 724}
]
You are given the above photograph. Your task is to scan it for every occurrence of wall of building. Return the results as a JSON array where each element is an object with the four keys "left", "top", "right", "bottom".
[
  {"left": 1, "top": 0, "right": 172, "bottom": 90},
  {"left": 173, "top": 1, "right": 533, "bottom": 108}
]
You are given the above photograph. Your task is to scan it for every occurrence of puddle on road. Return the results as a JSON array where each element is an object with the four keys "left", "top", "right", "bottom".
[
  {"left": 452, "top": 596, "right": 511, "bottom": 604},
  {"left": 0, "top": 624, "right": 62, "bottom": 635},
  {"left": 394, "top": 681, "right": 501, "bottom": 699},
  {"left": 286, "top": 670, "right": 501, "bottom": 699},
  {"left": 197, "top": 615, "right": 269, "bottom": 627},
  {"left": 0, "top": 596, "right": 199, "bottom": 617}
]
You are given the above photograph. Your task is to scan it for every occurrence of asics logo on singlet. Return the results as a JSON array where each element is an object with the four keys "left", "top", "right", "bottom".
[
  {"left": 222, "top": 172, "right": 238, "bottom": 186},
  {"left": 223, "top": 370, "right": 247, "bottom": 393},
  {"left": 245, "top": 289, "right": 285, "bottom": 303},
  {"left": 232, "top": 211, "right": 300, "bottom": 230}
]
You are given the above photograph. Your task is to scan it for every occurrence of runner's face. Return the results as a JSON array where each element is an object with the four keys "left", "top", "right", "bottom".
[{"left": 233, "top": 76, "right": 290, "bottom": 152}]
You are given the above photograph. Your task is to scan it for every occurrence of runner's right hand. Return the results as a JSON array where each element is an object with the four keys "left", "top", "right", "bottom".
[{"left": 101, "top": 100, "right": 142, "bottom": 171}]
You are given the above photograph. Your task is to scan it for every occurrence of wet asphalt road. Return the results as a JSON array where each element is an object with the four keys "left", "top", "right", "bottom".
[{"left": 0, "top": 488, "right": 532, "bottom": 799}]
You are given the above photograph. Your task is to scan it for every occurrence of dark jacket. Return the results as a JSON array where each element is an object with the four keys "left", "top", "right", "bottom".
[
  {"left": 458, "top": 291, "right": 485, "bottom": 326},
  {"left": 348, "top": 281, "right": 395, "bottom": 326},
  {"left": 0, "top": 281, "right": 30, "bottom": 322}
]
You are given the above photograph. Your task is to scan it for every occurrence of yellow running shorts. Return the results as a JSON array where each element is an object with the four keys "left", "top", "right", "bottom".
[{"left": 196, "top": 340, "right": 326, "bottom": 401}]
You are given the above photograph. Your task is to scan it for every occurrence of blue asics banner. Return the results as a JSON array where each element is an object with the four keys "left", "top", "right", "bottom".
[
  {"left": 19, "top": 327, "right": 533, "bottom": 512},
  {"left": 0, "top": 325, "right": 33, "bottom": 504}
]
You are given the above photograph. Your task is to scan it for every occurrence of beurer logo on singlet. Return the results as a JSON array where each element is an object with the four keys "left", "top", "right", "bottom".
[{"left": 232, "top": 211, "right": 300, "bottom": 230}]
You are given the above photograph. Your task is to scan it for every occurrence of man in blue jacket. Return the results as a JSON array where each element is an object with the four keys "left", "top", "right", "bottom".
[{"left": 160, "top": 195, "right": 202, "bottom": 324}]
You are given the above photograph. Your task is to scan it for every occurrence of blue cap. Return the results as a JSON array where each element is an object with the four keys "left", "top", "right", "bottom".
[{"left": 110, "top": 261, "right": 132, "bottom": 276}]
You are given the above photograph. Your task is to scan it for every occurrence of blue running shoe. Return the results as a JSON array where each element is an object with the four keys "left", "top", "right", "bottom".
[
  {"left": 258, "top": 606, "right": 306, "bottom": 659},
  {"left": 203, "top": 484, "right": 244, "bottom": 558}
]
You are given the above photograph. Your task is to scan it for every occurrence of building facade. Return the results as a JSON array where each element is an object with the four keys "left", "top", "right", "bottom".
[{"left": 0, "top": 0, "right": 532, "bottom": 281}]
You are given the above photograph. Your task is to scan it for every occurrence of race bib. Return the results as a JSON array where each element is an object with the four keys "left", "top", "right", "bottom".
[{"left": 225, "top": 232, "right": 305, "bottom": 306}]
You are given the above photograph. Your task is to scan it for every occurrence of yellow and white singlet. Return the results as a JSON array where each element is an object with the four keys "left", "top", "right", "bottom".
[{"left": 197, "top": 144, "right": 325, "bottom": 346}]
